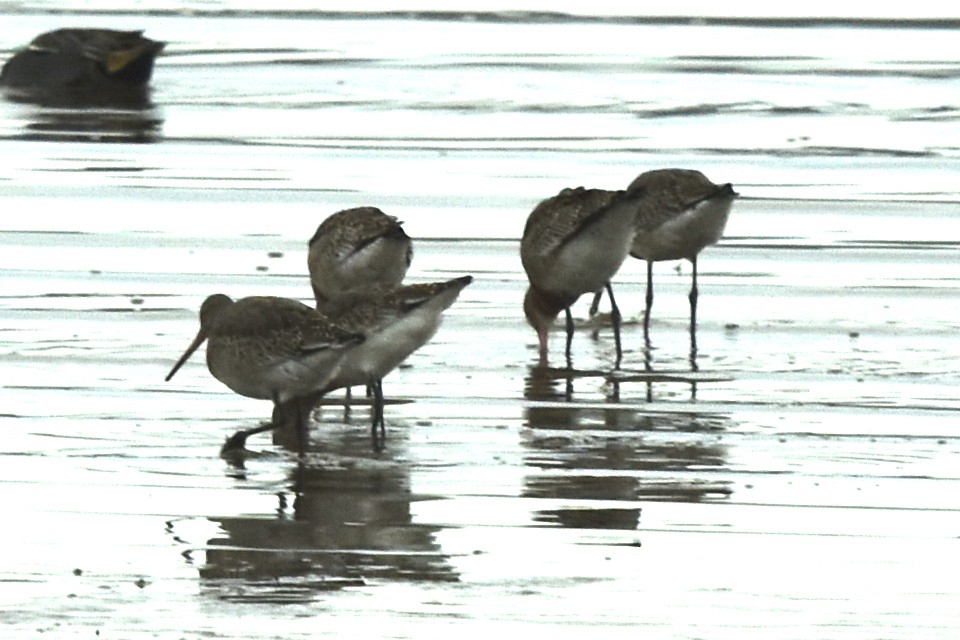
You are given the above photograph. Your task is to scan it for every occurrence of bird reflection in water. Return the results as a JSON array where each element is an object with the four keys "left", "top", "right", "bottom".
[
  {"left": 199, "top": 429, "right": 457, "bottom": 603},
  {"left": 13, "top": 106, "right": 164, "bottom": 144},
  {"left": 608, "top": 334, "right": 702, "bottom": 403},
  {"left": 522, "top": 366, "right": 733, "bottom": 528}
]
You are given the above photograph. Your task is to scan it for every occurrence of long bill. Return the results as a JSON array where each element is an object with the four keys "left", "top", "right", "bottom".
[{"left": 165, "top": 329, "right": 207, "bottom": 382}]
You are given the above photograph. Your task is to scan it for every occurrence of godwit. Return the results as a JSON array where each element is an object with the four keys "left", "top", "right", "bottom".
[
  {"left": 591, "top": 168, "right": 738, "bottom": 354},
  {"left": 0, "top": 29, "right": 164, "bottom": 103},
  {"left": 308, "top": 207, "right": 413, "bottom": 308},
  {"left": 521, "top": 186, "right": 640, "bottom": 367},
  {"left": 164, "top": 294, "right": 363, "bottom": 457},
  {"left": 308, "top": 206, "right": 414, "bottom": 412},
  {"left": 319, "top": 275, "right": 473, "bottom": 446}
]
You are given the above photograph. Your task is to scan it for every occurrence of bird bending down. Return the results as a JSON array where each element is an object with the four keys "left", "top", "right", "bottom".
[
  {"left": 317, "top": 275, "right": 473, "bottom": 446},
  {"left": 521, "top": 186, "right": 640, "bottom": 368},
  {"left": 164, "top": 294, "right": 363, "bottom": 458},
  {"left": 0, "top": 28, "right": 165, "bottom": 105},
  {"left": 590, "top": 168, "right": 738, "bottom": 356}
]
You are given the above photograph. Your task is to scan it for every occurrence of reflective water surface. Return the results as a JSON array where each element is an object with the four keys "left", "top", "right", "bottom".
[{"left": 0, "top": 4, "right": 958, "bottom": 639}]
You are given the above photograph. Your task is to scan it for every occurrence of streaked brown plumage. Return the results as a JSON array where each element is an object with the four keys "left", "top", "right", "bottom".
[
  {"left": 629, "top": 169, "right": 737, "bottom": 263},
  {"left": 308, "top": 206, "right": 415, "bottom": 417},
  {"left": 307, "top": 207, "right": 413, "bottom": 308},
  {"left": 591, "top": 168, "right": 738, "bottom": 353},
  {"left": 521, "top": 186, "right": 640, "bottom": 367},
  {"left": 164, "top": 294, "right": 363, "bottom": 457}
]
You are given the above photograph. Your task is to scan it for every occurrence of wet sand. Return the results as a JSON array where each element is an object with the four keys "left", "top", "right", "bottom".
[
  {"left": 1, "top": 208, "right": 958, "bottom": 638},
  {"left": 1, "top": 7, "right": 960, "bottom": 639}
]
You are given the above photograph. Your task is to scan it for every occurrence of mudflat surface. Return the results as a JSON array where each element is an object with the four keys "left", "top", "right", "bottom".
[{"left": 1, "top": 6, "right": 958, "bottom": 639}]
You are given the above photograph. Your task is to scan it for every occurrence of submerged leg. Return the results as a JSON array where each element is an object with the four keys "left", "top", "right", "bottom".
[
  {"left": 587, "top": 287, "right": 605, "bottom": 340},
  {"left": 605, "top": 282, "right": 623, "bottom": 369},
  {"left": 643, "top": 260, "right": 654, "bottom": 340},
  {"left": 689, "top": 256, "right": 699, "bottom": 368},
  {"left": 295, "top": 393, "right": 322, "bottom": 459},
  {"left": 343, "top": 385, "right": 352, "bottom": 420},
  {"left": 564, "top": 306, "right": 574, "bottom": 367},
  {"left": 269, "top": 392, "right": 322, "bottom": 459},
  {"left": 370, "top": 378, "right": 386, "bottom": 450},
  {"left": 269, "top": 393, "right": 302, "bottom": 450}
]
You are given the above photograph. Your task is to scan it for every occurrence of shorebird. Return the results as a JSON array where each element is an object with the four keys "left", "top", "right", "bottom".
[
  {"left": 521, "top": 186, "right": 641, "bottom": 367},
  {"left": 590, "top": 168, "right": 738, "bottom": 353},
  {"left": 164, "top": 294, "right": 364, "bottom": 457},
  {"left": 0, "top": 29, "right": 164, "bottom": 104},
  {"left": 317, "top": 275, "right": 473, "bottom": 446},
  {"left": 308, "top": 206, "right": 413, "bottom": 308},
  {"left": 308, "top": 206, "right": 414, "bottom": 412}
]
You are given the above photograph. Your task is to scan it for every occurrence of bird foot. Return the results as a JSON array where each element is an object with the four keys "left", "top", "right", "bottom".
[{"left": 220, "top": 421, "right": 277, "bottom": 457}]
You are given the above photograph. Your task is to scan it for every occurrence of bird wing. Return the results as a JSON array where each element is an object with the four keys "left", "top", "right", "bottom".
[{"left": 522, "top": 187, "right": 627, "bottom": 258}]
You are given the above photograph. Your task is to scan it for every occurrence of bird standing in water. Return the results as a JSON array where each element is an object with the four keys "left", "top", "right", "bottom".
[
  {"left": 317, "top": 275, "right": 474, "bottom": 447},
  {"left": 164, "top": 294, "right": 363, "bottom": 458},
  {"left": 590, "top": 168, "right": 738, "bottom": 360},
  {"left": 307, "top": 206, "right": 414, "bottom": 414},
  {"left": 521, "top": 186, "right": 640, "bottom": 368}
]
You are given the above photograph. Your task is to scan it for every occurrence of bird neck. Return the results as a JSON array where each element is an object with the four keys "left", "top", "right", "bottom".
[{"left": 524, "top": 286, "right": 575, "bottom": 331}]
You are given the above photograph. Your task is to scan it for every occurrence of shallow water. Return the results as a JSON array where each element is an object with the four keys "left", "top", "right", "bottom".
[{"left": 0, "top": 5, "right": 959, "bottom": 639}]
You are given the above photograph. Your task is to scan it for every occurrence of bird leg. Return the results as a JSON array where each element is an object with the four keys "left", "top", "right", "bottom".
[
  {"left": 370, "top": 378, "right": 386, "bottom": 451},
  {"left": 588, "top": 288, "right": 603, "bottom": 317},
  {"left": 220, "top": 420, "right": 277, "bottom": 457},
  {"left": 564, "top": 306, "right": 574, "bottom": 368},
  {"left": 221, "top": 393, "right": 293, "bottom": 456},
  {"left": 294, "top": 391, "right": 325, "bottom": 459},
  {"left": 343, "top": 385, "right": 352, "bottom": 420},
  {"left": 268, "top": 395, "right": 300, "bottom": 450},
  {"left": 643, "top": 260, "right": 654, "bottom": 340},
  {"left": 605, "top": 282, "right": 623, "bottom": 370},
  {"left": 587, "top": 288, "right": 604, "bottom": 340},
  {"left": 689, "top": 256, "right": 700, "bottom": 370},
  {"left": 296, "top": 397, "right": 310, "bottom": 459}
]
